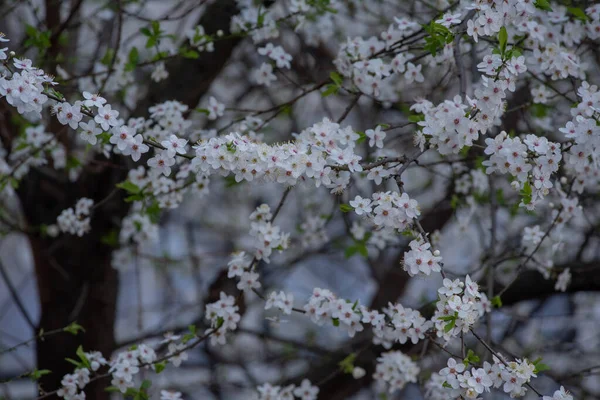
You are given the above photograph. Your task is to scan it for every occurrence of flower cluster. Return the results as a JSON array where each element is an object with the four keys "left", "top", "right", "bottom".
[
  {"left": 265, "top": 290, "right": 295, "bottom": 315},
  {"left": 258, "top": 43, "right": 292, "bottom": 70},
  {"left": 249, "top": 203, "right": 290, "bottom": 263},
  {"left": 191, "top": 118, "right": 363, "bottom": 192},
  {"left": 349, "top": 191, "right": 420, "bottom": 231},
  {"left": 0, "top": 54, "right": 53, "bottom": 118},
  {"left": 56, "top": 368, "right": 90, "bottom": 400},
  {"left": 543, "top": 386, "right": 574, "bottom": 400},
  {"left": 204, "top": 292, "right": 241, "bottom": 345},
  {"left": 303, "top": 288, "right": 364, "bottom": 338},
  {"left": 371, "top": 302, "right": 432, "bottom": 348},
  {"left": 299, "top": 215, "right": 328, "bottom": 249},
  {"left": 433, "top": 355, "right": 539, "bottom": 399},
  {"left": 561, "top": 82, "right": 600, "bottom": 192},
  {"left": 402, "top": 237, "right": 442, "bottom": 276},
  {"left": 255, "top": 379, "right": 319, "bottom": 400},
  {"left": 186, "top": 25, "right": 214, "bottom": 53},
  {"left": 109, "top": 346, "right": 156, "bottom": 392},
  {"left": 483, "top": 131, "right": 561, "bottom": 207},
  {"left": 56, "top": 198, "right": 94, "bottom": 236},
  {"left": 373, "top": 350, "right": 420, "bottom": 393},
  {"left": 432, "top": 277, "right": 489, "bottom": 342}
]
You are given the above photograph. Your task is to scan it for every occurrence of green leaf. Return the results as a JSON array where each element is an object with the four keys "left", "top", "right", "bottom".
[
  {"left": 125, "top": 47, "right": 139, "bottom": 72},
  {"left": 63, "top": 322, "right": 85, "bottom": 335},
  {"left": 567, "top": 7, "right": 589, "bottom": 22},
  {"left": 355, "top": 131, "right": 367, "bottom": 145},
  {"left": 442, "top": 381, "right": 453, "bottom": 388},
  {"left": 356, "top": 243, "right": 368, "bottom": 258},
  {"left": 338, "top": 353, "right": 356, "bottom": 374},
  {"left": 116, "top": 180, "right": 141, "bottom": 194},
  {"left": 180, "top": 48, "right": 200, "bottom": 59},
  {"left": 491, "top": 295, "right": 503, "bottom": 308},
  {"left": 140, "top": 380, "right": 152, "bottom": 390},
  {"left": 332, "top": 318, "right": 340, "bottom": 327},
  {"left": 66, "top": 156, "right": 81, "bottom": 170},
  {"left": 498, "top": 26, "right": 508, "bottom": 56},
  {"left": 345, "top": 246, "right": 358, "bottom": 258},
  {"left": 464, "top": 349, "right": 480, "bottom": 366},
  {"left": 534, "top": 362, "right": 550, "bottom": 373},
  {"left": 408, "top": 114, "right": 424, "bottom": 122},
  {"left": 534, "top": 0, "right": 552, "bottom": 11},
  {"left": 146, "top": 200, "right": 161, "bottom": 224},
  {"left": 532, "top": 357, "right": 551, "bottom": 373},
  {"left": 330, "top": 71, "right": 343, "bottom": 86},
  {"left": 151, "top": 21, "right": 161, "bottom": 36},
  {"left": 339, "top": 204, "right": 354, "bottom": 213},
  {"left": 29, "top": 369, "right": 52, "bottom": 381},
  {"left": 104, "top": 386, "right": 121, "bottom": 393},
  {"left": 65, "top": 358, "right": 83, "bottom": 368},
  {"left": 100, "top": 48, "right": 115, "bottom": 66},
  {"left": 125, "top": 194, "right": 144, "bottom": 203},
  {"left": 520, "top": 181, "right": 532, "bottom": 205},
  {"left": 321, "top": 83, "right": 338, "bottom": 97},
  {"left": 76, "top": 345, "right": 91, "bottom": 369},
  {"left": 224, "top": 175, "right": 243, "bottom": 188},
  {"left": 140, "top": 27, "right": 152, "bottom": 37},
  {"left": 101, "top": 230, "right": 119, "bottom": 247},
  {"left": 444, "top": 318, "right": 456, "bottom": 332},
  {"left": 154, "top": 361, "right": 167, "bottom": 374}
]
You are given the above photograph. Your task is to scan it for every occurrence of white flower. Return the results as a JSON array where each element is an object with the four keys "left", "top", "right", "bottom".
[
  {"left": 79, "top": 120, "right": 102, "bottom": 145},
  {"left": 147, "top": 150, "right": 176, "bottom": 176},
  {"left": 293, "top": 379, "right": 319, "bottom": 400},
  {"left": 555, "top": 268, "right": 571, "bottom": 292},
  {"left": 161, "top": 134, "right": 188, "bottom": 157},
  {"left": 207, "top": 96, "right": 225, "bottom": 120}
]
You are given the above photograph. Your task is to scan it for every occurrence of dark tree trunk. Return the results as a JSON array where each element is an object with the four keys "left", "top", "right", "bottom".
[{"left": 18, "top": 162, "right": 128, "bottom": 399}]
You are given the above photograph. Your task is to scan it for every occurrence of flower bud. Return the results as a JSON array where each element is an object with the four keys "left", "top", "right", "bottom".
[
  {"left": 433, "top": 249, "right": 441, "bottom": 256},
  {"left": 352, "top": 367, "right": 366, "bottom": 379}
]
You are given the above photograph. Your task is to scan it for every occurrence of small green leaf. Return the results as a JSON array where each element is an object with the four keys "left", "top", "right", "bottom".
[
  {"left": 355, "top": 131, "right": 367, "bottom": 145},
  {"left": 65, "top": 358, "right": 83, "bottom": 368},
  {"left": 491, "top": 295, "right": 503, "bottom": 308},
  {"left": 332, "top": 318, "right": 340, "bottom": 327},
  {"left": 151, "top": 21, "right": 161, "bottom": 35},
  {"left": 345, "top": 246, "right": 358, "bottom": 258},
  {"left": 146, "top": 200, "right": 161, "bottom": 224},
  {"left": 76, "top": 345, "right": 91, "bottom": 369},
  {"left": 408, "top": 114, "right": 424, "bottom": 123},
  {"left": 321, "top": 84, "right": 338, "bottom": 97},
  {"left": 567, "top": 7, "right": 589, "bottom": 22},
  {"left": 444, "top": 318, "right": 456, "bottom": 333},
  {"left": 534, "top": 0, "right": 552, "bottom": 11},
  {"left": 125, "top": 47, "right": 139, "bottom": 72},
  {"left": 63, "top": 322, "right": 85, "bottom": 335},
  {"left": 442, "top": 381, "right": 453, "bottom": 388},
  {"left": 101, "top": 230, "right": 119, "bottom": 248},
  {"left": 155, "top": 361, "right": 167, "bottom": 374},
  {"left": 140, "top": 380, "right": 152, "bottom": 390},
  {"left": 338, "top": 353, "right": 356, "bottom": 374},
  {"left": 520, "top": 181, "right": 532, "bottom": 205},
  {"left": 330, "top": 71, "right": 343, "bottom": 86},
  {"left": 180, "top": 48, "right": 200, "bottom": 59},
  {"left": 116, "top": 180, "right": 141, "bottom": 194},
  {"left": 498, "top": 26, "right": 508, "bottom": 56},
  {"left": 339, "top": 204, "right": 354, "bottom": 213},
  {"left": 29, "top": 369, "right": 52, "bottom": 381}
]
